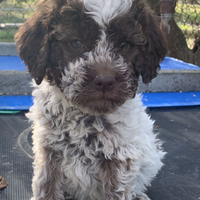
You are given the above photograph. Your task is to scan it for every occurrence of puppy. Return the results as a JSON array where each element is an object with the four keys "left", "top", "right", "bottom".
[{"left": 15, "top": 0, "right": 167, "bottom": 199}]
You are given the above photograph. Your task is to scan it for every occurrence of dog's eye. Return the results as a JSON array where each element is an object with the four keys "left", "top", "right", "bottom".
[
  {"left": 120, "top": 42, "right": 130, "bottom": 51},
  {"left": 70, "top": 40, "right": 83, "bottom": 49}
]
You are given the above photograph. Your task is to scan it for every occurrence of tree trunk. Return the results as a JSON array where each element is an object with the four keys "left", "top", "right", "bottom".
[
  {"left": 170, "top": 20, "right": 200, "bottom": 66},
  {"left": 146, "top": 0, "right": 200, "bottom": 67}
]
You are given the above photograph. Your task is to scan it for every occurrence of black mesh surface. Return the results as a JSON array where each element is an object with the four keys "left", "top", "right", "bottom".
[
  {"left": 147, "top": 107, "right": 200, "bottom": 200},
  {"left": 0, "top": 107, "right": 200, "bottom": 200},
  {"left": 0, "top": 112, "right": 32, "bottom": 200}
]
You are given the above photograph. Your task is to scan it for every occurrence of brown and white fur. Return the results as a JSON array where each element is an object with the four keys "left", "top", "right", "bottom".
[{"left": 15, "top": 0, "right": 167, "bottom": 199}]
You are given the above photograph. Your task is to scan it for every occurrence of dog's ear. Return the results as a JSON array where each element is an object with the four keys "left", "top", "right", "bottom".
[
  {"left": 134, "top": 3, "right": 168, "bottom": 84},
  {"left": 15, "top": 0, "right": 65, "bottom": 85}
]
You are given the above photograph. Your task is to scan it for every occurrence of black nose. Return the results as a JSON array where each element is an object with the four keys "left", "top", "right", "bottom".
[{"left": 94, "top": 75, "right": 115, "bottom": 92}]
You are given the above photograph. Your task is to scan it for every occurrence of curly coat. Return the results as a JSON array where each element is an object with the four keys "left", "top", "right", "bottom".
[{"left": 15, "top": 0, "right": 167, "bottom": 199}]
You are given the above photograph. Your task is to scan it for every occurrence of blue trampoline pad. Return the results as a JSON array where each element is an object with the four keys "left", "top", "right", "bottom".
[
  {"left": 142, "top": 91, "right": 200, "bottom": 107},
  {"left": 0, "top": 92, "right": 200, "bottom": 110},
  {"left": 0, "top": 96, "right": 33, "bottom": 110},
  {"left": 0, "top": 56, "right": 26, "bottom": 71},
  {"left": 161, "top": 57, "right": 200, "bottom": 70}
]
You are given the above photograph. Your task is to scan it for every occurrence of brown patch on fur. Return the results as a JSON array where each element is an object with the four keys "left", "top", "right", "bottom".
[
  {"left": 83, "top": 115, "right": 96, "bottom": 128},
  {"left": 107, "top": 0, "right": 168, "bottom": 84},
  {"left": 61, "top": 55, "right": 137, "bottom": 115},
  {"left": 126, "top": 158, "right": 131, "bottom": 171},
  {"left": 15, "top": 0, "right": 100, "bottom": 85},
  {"left": 15, "top": 0, "right": 167, "bottom": 86}
]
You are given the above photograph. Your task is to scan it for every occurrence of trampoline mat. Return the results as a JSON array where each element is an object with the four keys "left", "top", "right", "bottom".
[{"left": 0, "top": 107, "right": 200, "bottom": 200}]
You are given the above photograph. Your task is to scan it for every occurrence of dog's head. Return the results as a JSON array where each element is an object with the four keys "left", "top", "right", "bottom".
[{"left": 15, "top": 0, "right": 167, "bottom": 115}]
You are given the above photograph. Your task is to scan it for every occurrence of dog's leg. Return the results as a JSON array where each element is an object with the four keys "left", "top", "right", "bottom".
[
  {"left": 100, "top": 159, "right": 133, "bottom": 200},
  {"left": 100, "top": 159, "right": 152, "bottom": 200},
  {"left": 30, "top": 148, "right": 64, "bottom": 200}
]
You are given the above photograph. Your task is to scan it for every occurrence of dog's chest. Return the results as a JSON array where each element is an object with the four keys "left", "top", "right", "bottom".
[
  {"left": 52, "top": 113, "right": 139, "bottom": 199},
  {"left": 56, "top": 113, "right": 129, "bottom": 160},
  {"left": 44, "top": 101, "right": 145, "bottom": 166},
  {"left": 50, "top": 114, "right": 129, "bottom": 198}
]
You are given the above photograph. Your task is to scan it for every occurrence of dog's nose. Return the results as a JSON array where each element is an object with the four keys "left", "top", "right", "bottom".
[{"left": 94, "top": 75, "right": 115, "bottom": 92}]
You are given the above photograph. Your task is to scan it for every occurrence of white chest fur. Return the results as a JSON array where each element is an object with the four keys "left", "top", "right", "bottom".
[{"left": 28, "top": 81, "right": 165, "bottom": 200}]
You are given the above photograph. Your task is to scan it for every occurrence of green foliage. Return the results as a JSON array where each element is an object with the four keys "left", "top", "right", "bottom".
[
  {"left": 0, "top": 0, "right": 199, "bottom": 45},
  {"left": 0, "top": 0, "right": 38, "bottom": 42},
  {"left": 0, "top": 28, "right": 18, "bottom": 42},
  {"left": 175, "top": 1, "right": 200, "bottom": 23}
]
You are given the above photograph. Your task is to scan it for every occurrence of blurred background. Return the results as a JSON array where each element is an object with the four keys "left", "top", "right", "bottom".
[
  {"left": 0, "top": 0, "right": 200, "bottom": 66},
  {"left": 0, "top": 2, "right": 200, "bottom": 200}
]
